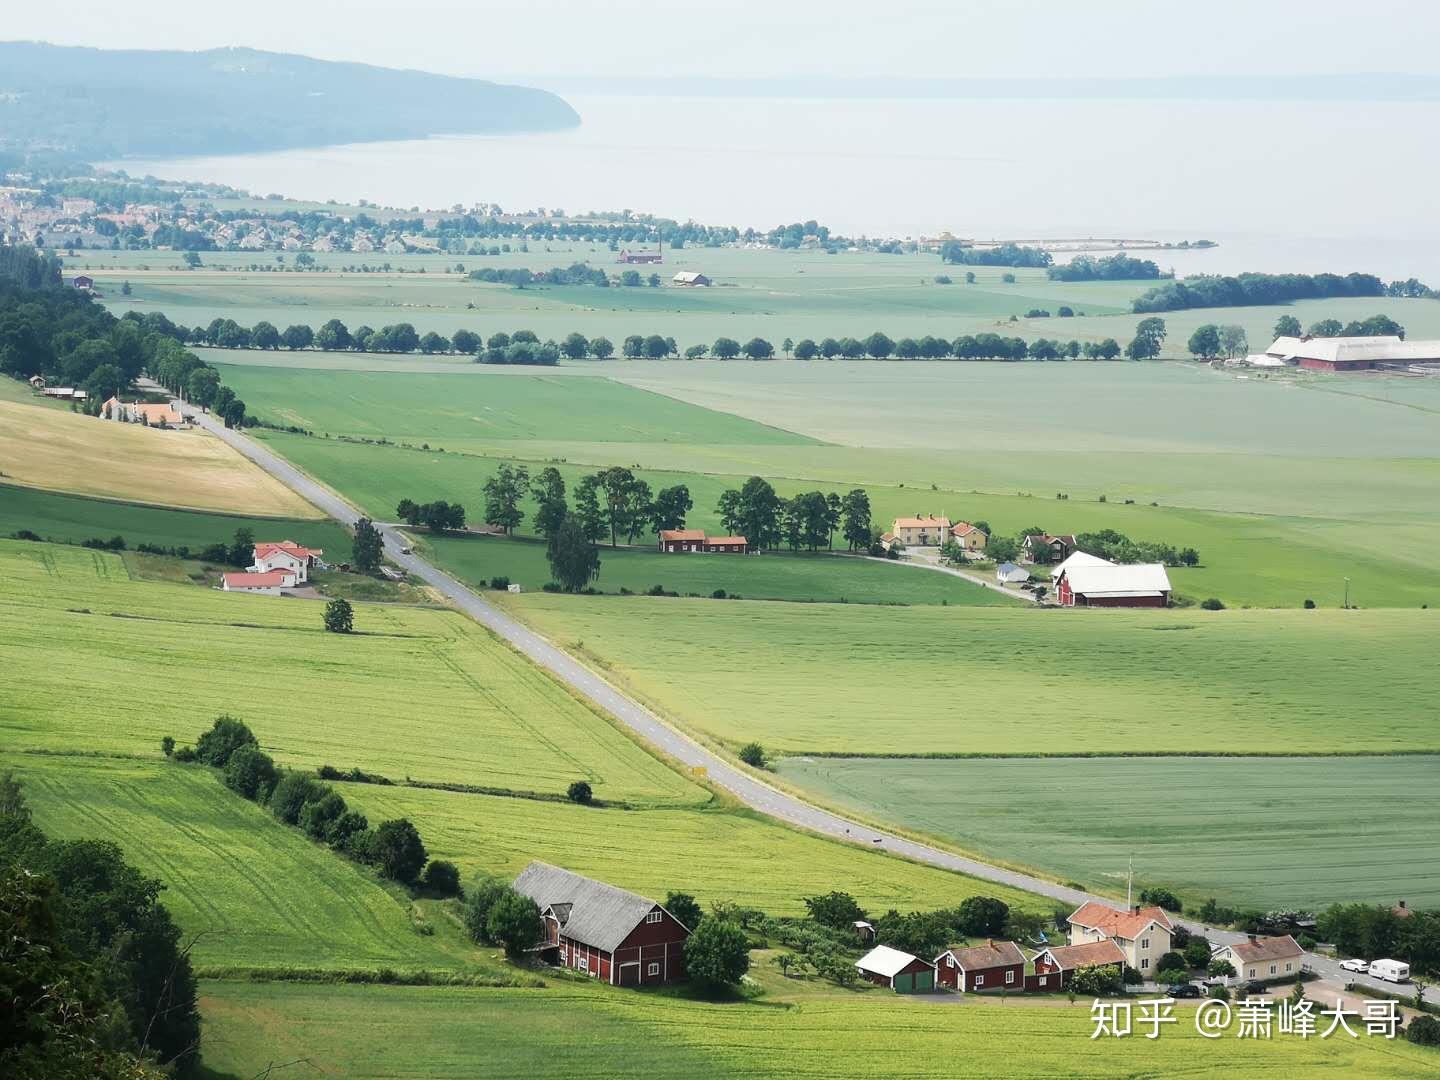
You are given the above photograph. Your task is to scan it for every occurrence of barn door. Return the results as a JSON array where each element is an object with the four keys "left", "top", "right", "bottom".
[{"left": 619, "top": 962, "right": 640, "bottom": 986}]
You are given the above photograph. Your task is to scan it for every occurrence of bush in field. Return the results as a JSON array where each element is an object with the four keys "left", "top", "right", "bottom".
[
  {"left": 488, "top": 888, "right": 543, "bottom": 960},
  {"left": 298, "top": 790, "right": 346, "bottom": 841},
  {"left": 222, "top": 744, "right": 278, "bottom": 801},
  {"left": 194, "top": 714, "right": 258, "bottom": 767},
  {"left": 324, "top": 597, "right": 354, "bottom": 633},
  {"left": 463, "top": 877, "right": 509, "bottom": 943},
  {"left": 372, "top": 819, "right": 427, "bottom": 884},
  {"left": 566, "top": 780, "right": 593, "bottom": 805},
  {"left": 420, "top": 859, "right": 462, "bottom": 897},
  {"left": 268, "top": 772, "right": 326, "bottom": 825},
  {"left": 738, "top": 742, "right": 767, "bottom": 768},
  {"left": 1140, "top": 887, "right": 1183, "bottom": 913},
  {"left": 1406, "top": 1014, "right": 1440, "bottom": 1046},
  {"left": 685, "top": 917, "right": 751, "bottom": 988}
]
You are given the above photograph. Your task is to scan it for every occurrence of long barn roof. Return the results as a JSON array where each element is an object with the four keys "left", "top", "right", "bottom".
[{"left": 513, "top": 862, "right": 674, "bottom": 953}]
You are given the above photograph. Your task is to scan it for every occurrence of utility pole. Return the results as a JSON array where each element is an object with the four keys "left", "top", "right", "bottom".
[
  {"left": 1344, "top": 576, "right": 1351, "bottom": 610},
  {"left": 1126, "top": 855, "right": 1134, "bottom": 908}
]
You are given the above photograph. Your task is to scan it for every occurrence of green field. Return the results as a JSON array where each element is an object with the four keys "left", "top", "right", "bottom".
[
  {"left": 329, "top": 780, "right": 1040, "bottom": 918},
  {"left": 507, "top": 595, "right": 1440, "bottom": 757},
  {"left": 780, "top": 755, "right": 1440, "bottom": 910},
  {"left": 3, "top": 752, "right": 474, "bottom": 971},
  {"left": 197, "top": 980, "right": 1437, "bottom": 1080},
  {"left": 423, "top": 533, "right": 1012, "bottom": 606},
  {"left": 0, "top": 539, "right": 702, "bottom": 806},
  {"left": 0, "top": 482, "right": 350, "bottom": 553}
]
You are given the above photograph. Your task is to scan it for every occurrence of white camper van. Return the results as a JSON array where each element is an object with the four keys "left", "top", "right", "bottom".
[{"left": 1368, "top": 959, "right": 1410, "bottom": 983}]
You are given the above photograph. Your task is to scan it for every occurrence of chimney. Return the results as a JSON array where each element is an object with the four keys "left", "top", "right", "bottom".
[
  {"left": 1397, "top": 900, "right": 1407, "bottom": 911},
  {"left": 1248, "top": 933, "right": 1258, "bottom": 945},
  {"left": 1133, "top": 905, "right": 1141, "bottom": 916}
]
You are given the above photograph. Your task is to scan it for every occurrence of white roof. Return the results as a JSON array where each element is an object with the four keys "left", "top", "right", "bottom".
[
  {"left": 856, "top": 944, "right": 921, "bottom": 978},
  {"left": 1238, "top": 353, "right": 1289, "bottom": 368},
  {"left": 1266, "top": 335, "right": 1440, "bottom": 365},
  {"left": 1060, "top": 562, "right": 1172, "bottom": 597},
  {"left": 672, "top": 271, "right": 707, "bottom": 283},
  {"left": 1050, "top": 550, "right": 1113, "bottom": 581}
]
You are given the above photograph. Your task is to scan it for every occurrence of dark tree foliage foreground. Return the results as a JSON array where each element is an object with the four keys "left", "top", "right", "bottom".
[
  {"left": 371, "top": 819, "right": 427, "bottom": 884},
  {"left": 684, "top": 917, "right": 750, "bottom": 988},
  {"left": 352, "top": 518, "right": 383, "bottom": 573},
  {"left": 488, "top": 888, "right": 543, "bottom": 960},
  {"left": 664, "top": 891, "right": 703, "bottom": 931},
  {"left": 547, "top": 516, "right": 601, "bottom": 592},
  {"left": 324, "top": 598, "right": 354, "bottom": 633}
]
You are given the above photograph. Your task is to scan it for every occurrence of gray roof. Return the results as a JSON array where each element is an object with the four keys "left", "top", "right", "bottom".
[{"left": 513, "top": 861, "right": 671, "bottom": 953}]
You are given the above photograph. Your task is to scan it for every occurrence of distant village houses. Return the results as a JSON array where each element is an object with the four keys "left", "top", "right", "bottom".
[
  {"left": 1252, "top": 334, "right": 1440, "bottom": 373},
  {"left": 891, "top": 514, "right": 951, "bottom": 547},
  {"left": 671, "top": 271, "right": 711, "bottom": 287}
]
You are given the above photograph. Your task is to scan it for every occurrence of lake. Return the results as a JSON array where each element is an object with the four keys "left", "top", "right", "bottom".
[{"left": 109, "top": 94, "right": 1440, "bottom": 280}]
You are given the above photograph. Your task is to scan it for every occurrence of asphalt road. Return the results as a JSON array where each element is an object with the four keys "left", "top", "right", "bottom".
[{"left": 181, "top": 402, "right": 1431, "bottom": 1006}]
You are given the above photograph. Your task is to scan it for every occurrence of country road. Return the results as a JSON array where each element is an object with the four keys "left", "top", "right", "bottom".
[{"left": 180, "top": 399, "right": 1432, "bottom": 1007}]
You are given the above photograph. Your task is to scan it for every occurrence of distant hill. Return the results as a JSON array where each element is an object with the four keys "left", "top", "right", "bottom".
[{"left": 0, "top": 42, "right": 580, "bottom": 161}]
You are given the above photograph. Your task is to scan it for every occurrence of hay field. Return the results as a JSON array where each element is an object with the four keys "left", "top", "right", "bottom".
[
  {"left": 507, "top": 595, "right": 1440, "bottom": 756},
  {"left": 780, "top": 755, "right": 1440, "bottom": 909},
  {"left": 0, "top": 395, "right": 321, "bottom": 517}
]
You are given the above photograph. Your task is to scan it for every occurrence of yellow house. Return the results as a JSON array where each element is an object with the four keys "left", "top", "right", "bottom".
[
  {"left": 1213, "top": 935, "right": 1303, "bottom": 983},
  {"left": 1066, "top": 902, "right": 1174, "bottom": 976},
  {"left": 891, "top": 514, "right": 951, "bottom": 547},
  {"left": 950, "top": 521, "right": 988, "bottom": 552}
]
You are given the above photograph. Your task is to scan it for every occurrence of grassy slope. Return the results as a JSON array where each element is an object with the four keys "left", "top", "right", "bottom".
[
  {"left": 0, "top": 393, "right": 321, "bottom": 517},
  {"left": 198, "top": 980, "right": 1438, "bottom": 1080},
  {"left": 331, "top": 781, "right": 1041, "bottom": 918},
  {"left": 0, "top": 539, "right": 701, "bottom": 806},
  {"left": 779, "top": 756, "right": 1440, "bottom": 910},
  {"left": 0, "top": 482, "right": 350, "bottom": 552},
  {"left": 506, "top": 595, "right": 1440, "bottom": 756},
  {"left": 6, "top": 752, "right": 472, "bottom": 971}
]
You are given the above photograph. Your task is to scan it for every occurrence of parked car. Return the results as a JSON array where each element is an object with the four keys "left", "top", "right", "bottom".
[
  {"left": 1339, "top": 958, "right": 1370, "bottom": 974},
  {"left": 1241, "top": 980, "right": 1268, "bottom": 995},
  {"left": 1369, "top": 959, "right": 1410, "bottom": 983},
  {"left": 1167, "top": 983, "right": 1203, "bottom": 999}
]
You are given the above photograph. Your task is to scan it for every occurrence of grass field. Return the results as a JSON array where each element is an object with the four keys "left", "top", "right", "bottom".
[
  {"left": 197, "top": 980, "right": 1438, "bottom": 1080},
  {"left": 3, "top": 752, "right": 474, "bottom": 971},
  {"left": 506, "top": 595, "right": 1440, "bottom": 757},
  {"left": 0, "top": 539, "right": 702, "bottom": 806},
  {"left": 780, "top": 756, "right": 1440, "bottom": 910},
  {"left": 422, "top": 533, "right": 1012, "bottom": 606},
  {"left": 0, "top": 393, "right": 322, "bottom": 517},
  {"left": 0, "top": 482, "right": 349, "bottom": 553},
  {"left": 330, "top": 781, "right": 1041, "bottom": 918}
]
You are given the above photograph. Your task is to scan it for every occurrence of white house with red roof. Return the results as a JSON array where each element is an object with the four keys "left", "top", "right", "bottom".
[
  {"left": 1066, "top": 901, "right": 1173, "bottom": 976},
  {"left": 1212, "top": 934, "right": 1304, "bottom": 983},
  {"left": 221, "top": 569, "right": 297, "bottom": 595},
  {"left": 250, "top": 541, "right": 324, "bottom": 583}
]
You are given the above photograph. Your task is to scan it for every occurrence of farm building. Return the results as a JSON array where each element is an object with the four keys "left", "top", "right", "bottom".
[
  {"left": 1028, "top": 940, "right": 1127, "bottom": 990},
  {"left": 221, "top": 570, "right": 296, "bottom": 594},
  {"left": 853, "top": 920, "right": 876, "bottom": 944},
  {"left": 101, "top": 397, "right": 186, "bottom": 427},
  {"left": 995, "top": 562, "right": 1030, "bottom": 585},
  {"left": 1261, "top": 335, "right": 1440, "bottom": 372},
  {"left": 855, "top": 944, "right": 935, "bottom": 993},
  {"left": 934, "top": 939, "right": 1025, "bottom": 992},
  {"left": 671, "top": 271, "right": 711, "bottom": 287},
  {"left": 949, "top": 521, "right": 988, "bottom": 552},
  {"left": 513, "top": 862, "right": 690, "bottom": 987},
  {"left": 27, "top": 374, "right": 45, "bottom": 389},
  {"left": 891, "top": 515, "right": 951, "bottom": 547},
  {"left": 1055, "top": 562, "right": 1171, "bottom": 608},
  {"left": 1049, "top": 550, "right": 1112, "bottom": 580},
  {"left": 1066, "top": 902, "right": 1173, "bottom": 976},
  {"left": 657, "top": 530, "right": 748, "bottom": 554},
  {"left": 251, "top": 541, "right": 324, "bottom": 584},
  {"left": 71, "top": 274, "right": 94, "bottom": 290},
  {"left": 41, "top": 387, "right": 87, "bottom": 401},
  {"left": 617, "top": 249, "right": 663, "bottom": 264},
  {"left": 1212, "top": 934, "right": 1303, "bottom": 983},
  {"left": 1022, "top": 533, "right": 1076, "bottom": 563}
]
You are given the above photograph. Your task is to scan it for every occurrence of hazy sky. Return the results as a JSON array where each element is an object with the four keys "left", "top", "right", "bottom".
[{"left": 8, "top": 0, "right": 1440, "bottom": 81}]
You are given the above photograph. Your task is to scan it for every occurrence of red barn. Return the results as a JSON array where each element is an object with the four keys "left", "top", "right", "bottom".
[
  {"left": 934, "top": 939, "right": 1026, "bottom": 992},
  {"left": 1028, "top": 940, "right": 1126, "bottom": 990},
  {"left": 855, "top": 944, "right": 936, "bottom": 993},
  {"left": 513, "top": 862, "right": 690, "bottom": 986},
  {"left": 703, "top": 535, "right": 748, "bottom": 554},
  {"left": 659, "top": 529, "right": 706, "bottom": 552},
  {"left": 1263, "top": 335, "right": 1440, "bottom": 373},
  {"left": 1055, "top": 562, "right": 1171, "bottom": 608}
]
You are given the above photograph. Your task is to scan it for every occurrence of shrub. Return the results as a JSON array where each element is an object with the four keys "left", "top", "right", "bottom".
[
  {"left": 328, "top": 809, "right": 370, "bottom": 850},
  {"left": 488, "top": 888, "right": 543, "bottom": 960},
  {"left": 1183, "top": 938, "right": 1212, "bottom": 968},
  {"left": 324, "top": 597, "right": 354, "bottom": 633},
  {"left": 1209, "top": 959, "right": 1236, "bottom": 978},
  {"left": 11, "top": 529, "right": 42, "bottom": 541},
  {"left": 194, "top": 714, "right": 258, "bottom": 767},
  {"left": 268, "top": 772, "right": 326, "bottom": 825},
  {"left": 1201, "top": 598, "right": 1225, "bottom": 610},
  {"left": 299, "top": 790, "right": 347, "bottom": 841},
  {"left": 1140, "top": 887, "right": 1183, "bottom": 914},
  {"left": 956, "top": 896, "right": 1010, "bottom": 936},
  {"left": 1210, "top": 984, "right": 1231, "bottom": 1001},
  {"left": 684, "top": 917, "right": 750, "bottom": 988},
  {"left": 1304, "top": 598, "right": 1316, "bottom": 609},
  {"left": 489, "top": 576, "right": 511, "bottom": 590},
  {"left": 1407, "top": 1014, "right": 1440, "bottom": 1047},
  {"left": 664, "top": 891, "right": 703, "bottom": 930},
  {"left": 463, "top": 877, "right": 509, "bottom": 943},
  {"left": 738, "top": 742, "right": 767, "bottom": 768},
  {"left": 1071, "top": 964, "right": 1125, "bottom": 996},
  {"left": 372, "top": 818, "right": 428, "bottom": 884},
  {"left": 804, "top": 891, "right": 865, "bottom": 930},
  {"left": 1156, "top": 951, "right": 1188, "bottom": 977},
  {"left": 420, "top": 859, "right": 462, "bottom": 897},
  {"left": 160, "top": 735, "right": 175, "bottom": 757},
  {"left": 711, "top": 589, "right": 728, "bottom": 599},
  {"left": 566, "top": 780, "right": 594, "bottom": 805},
  {"left": 171, "top": 744, "right": 197, "bottom": 763},
  {"left": 222, "top": 745, "right": 279, "bottom": 801}
]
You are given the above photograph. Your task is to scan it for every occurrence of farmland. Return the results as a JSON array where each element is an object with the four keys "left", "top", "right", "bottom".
[
  {"left": 0, "top": 393, "right": 322, "bottom": 516},
  {"left": 506, "top": 594, "right": 1440, "bottom": 757},
  {"left": 329, "top": 780, "right": 1041, "bottom": 918},
  {"left": 0, "top": 481, "right": 349, "bottom": 554},
  {"left": 2, "top": 751, "right": 476, "bottom": 971},
  {"left": 0, "top": 539, "right": 703, "bottom": 806},
  {"left": 780, "top": 755, "right": 1440, "bottom": 910},
  {"left": 198, "top": 980, "right": 1439, "bottom": 1080}
]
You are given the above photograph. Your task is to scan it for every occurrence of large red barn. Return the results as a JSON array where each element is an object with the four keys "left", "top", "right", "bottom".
[
  {"left": 513, "top": 862, "right": 691, "bottom": 986},
  {"left": 934, "top": 939, "right": 1026, "bottom": 992},
  {"left": 1055, "top": 562, "right": 1171, "bottom": 608}
]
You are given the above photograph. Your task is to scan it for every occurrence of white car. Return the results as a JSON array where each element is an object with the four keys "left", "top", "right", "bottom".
[{"left": 1339, "top": 958, "right": 1369, "bottom": 974}]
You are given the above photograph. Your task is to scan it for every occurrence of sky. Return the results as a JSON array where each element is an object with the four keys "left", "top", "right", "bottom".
[{"left": 7, "top": 0, "right": 1440, "bottom": 82}]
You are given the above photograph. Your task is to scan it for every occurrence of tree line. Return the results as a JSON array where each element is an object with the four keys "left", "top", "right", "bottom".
[
  {"left": 2, "top": 769, "right": 201, "bottom": 1076},
  {"left": 1132, "top": 271, "right": 1431, "bottom": 314}
]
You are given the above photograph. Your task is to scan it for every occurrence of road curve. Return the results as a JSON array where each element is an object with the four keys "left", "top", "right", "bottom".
[{"left": 183, "top": 403, "right": 1431, "bottom": 1006}]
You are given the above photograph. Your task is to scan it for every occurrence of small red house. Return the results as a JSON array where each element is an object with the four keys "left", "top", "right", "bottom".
[
  {"left": 1029, "top": 939, "right": 1127, "bottom": 990},
  {"left": 513, "top": 862, "right": 690, "bottom": 986},
  {"left": 935, "top": 939, "right": 1026, "bottom": 992},
  {"left": 658, "top": 529, "right": 706, "bottom": 553},
  {"left": 703, "top": 535, "right": 748, "bottom": 554}
]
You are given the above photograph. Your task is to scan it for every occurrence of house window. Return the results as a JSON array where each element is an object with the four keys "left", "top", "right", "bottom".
[
  {"left": 1285, "top": 962, "right": 1293, "bottom": 973},
  {"left": 1006, "top": 970, "right": 1015, "bottom": 985},
  {"left": 578, "top": 954, "right": 588, "bottom": 972},
  {"left": 1039, "top": 976, "right": 1049, "bottom": 987},
  {"left": 648, "top": 962, "right": 660, "bottom": 976},
  {"left": 1270, "top": 964, "right": 1277, "bottom": 975},
  {"left": 1141, "top": 958, "right": 1150, "bottom": 970},
  {"left": 559, "top": 946, "right": 566, "bottom": 962},
  {"left": 1140, "top": 937, "right": 1150, "bottom": 950},
  {"left": 646, "top": 911, "right": 663, "bottom": 924},
  {"left": 975, "top": 974, "right": 984, "bottom": 987},
  {"left": 947, "top": 956, "right": 956, "bottom": 968}
]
